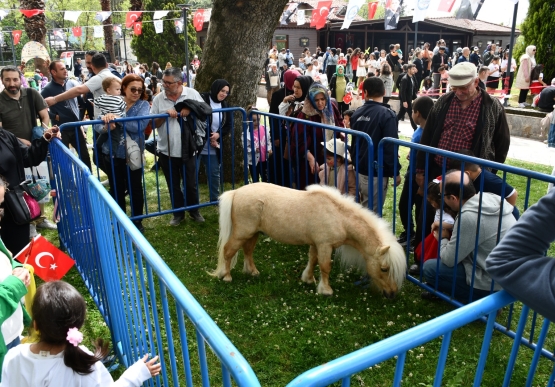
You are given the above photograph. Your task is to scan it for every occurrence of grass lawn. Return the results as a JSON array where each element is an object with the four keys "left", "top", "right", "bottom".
[{"left": 40, "top": 141, "right": 555, "bottom": 386}]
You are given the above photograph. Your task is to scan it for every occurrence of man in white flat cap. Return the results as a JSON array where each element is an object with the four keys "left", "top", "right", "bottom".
[{"left": 412, "top": 61, "right": 510, "bottom": 252}]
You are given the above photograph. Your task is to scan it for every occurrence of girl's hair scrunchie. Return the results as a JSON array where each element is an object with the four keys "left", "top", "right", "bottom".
[{"left": 66, "top": 327, "right": 83, "bottom": 347}]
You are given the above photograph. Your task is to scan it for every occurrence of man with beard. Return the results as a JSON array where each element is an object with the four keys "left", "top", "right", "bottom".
[{"left": 0, "top": 66, "right": 50, "bottom": 146}]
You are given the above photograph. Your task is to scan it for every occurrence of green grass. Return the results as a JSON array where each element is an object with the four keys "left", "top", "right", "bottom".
[{"left": 45, "top": 145, "right": 555, "bottom": 386}]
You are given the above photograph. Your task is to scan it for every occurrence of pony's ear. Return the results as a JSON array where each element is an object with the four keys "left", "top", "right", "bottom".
[{"left": 376, "top": 245, "right": 390, "bottom": 256}]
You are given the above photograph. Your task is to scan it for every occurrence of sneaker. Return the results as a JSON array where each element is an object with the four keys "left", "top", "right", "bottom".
[
  {"left": 409, "top": 264, "right": 420, "bottom": 276},
  {"left": 189, "top": 211, "right": 205, "bottom": 223},
  {"left": 29, "top": 224, "right": 39, "bottom": 238},
  {"left": 36, "top": 219, "right": 57, "bottom": 230},
  {"left": 101, "top": 180, "right": 110, "bottom": 186},
  {"left": 169, "top": 215, "right": 184, "bottom": 226},
  {"left": 420, "top": 291, "right": 440, "bottom": 301},
  {"left": 397, "top": 231, "right": 408, "bottom": 245},
  {"left": 532, "top": 103, "right": 537, "bottom": 108},
  {"left": 518, "top": 103, "right": 526, "bottom": 108}
]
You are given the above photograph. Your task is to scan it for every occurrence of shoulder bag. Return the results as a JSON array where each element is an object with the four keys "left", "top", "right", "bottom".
[{"left": 27, "top": 90, "right": 44, "bottom": 140}]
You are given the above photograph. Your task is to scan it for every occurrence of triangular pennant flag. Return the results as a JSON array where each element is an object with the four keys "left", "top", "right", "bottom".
[
  {"left": 297, "top": 9, "right": 306, "bottom": 25},
  {"left": 126, "top": 11, "right": 142, "bottom": 28},
  {"left": 193, "top": 9, "right": 204, "bottom": 31},
  {"left": 95, "top": 11, "right": 112, "bottom": 22},
  {"left": 0, "top": 10, "right": 10, "bottom": 20},
  {"left": 154, "top": 20, "right": 163, "bottom": 34},
  {"left": 14, "top": 235, "right": 75, "bottom": 282},
  {"left": 437, "top": 0, "right": 456, "bottom": 12},
  {"left": 133, "top": 21, "right": 142, "bottom": 35},
  {"left": 12, "top": 30, "right": 22, "bottom": 45},
  {"left": 64, "top": 11, "right": 82, "bottom": 23},
  {"left": 341, "top": 0, "right": 364, "bottom": 30},
  {"left": 72, "top": 27, "right": 82, "bottom": 37},
  {"left": 368, "top": 2, "right": 378, "bottom": 19},
  {"left": 20, "top": 9, "right": 44, "bottom": 18},
  {"left": 281, "top": 3, "right": 298, "bottom": 25},
  {"left": 385, "top": 0, "right": 403, "bottom": 30},
  {"left": 93, "top": 25, "right": 104, "bottom": 38},
  {"left": 53, "top": 28, "right": 66, "bottom": 41},
  {"left": 175, "top": 19, "right": 184, "bottom": 34},
  {"left": 311, "top": 1, "right": 332, "bottom": 30},
  {"left": 113, "top": 24, "right": 122, "bottom": 39},
  {"left": 153, "top": 10, "right": 169, "bottom": 20},
  {"left": 413, "top": 0, "right": 430, "bottom": 23}
]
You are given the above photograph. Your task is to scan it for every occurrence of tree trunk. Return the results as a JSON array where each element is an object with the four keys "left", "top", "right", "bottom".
[
  {"left": 20, "top": 0, "right": 49, "bottom": 78},
  {"left": 195, "top": 0, "right": 288, "bottom": 184},
  {"left": 100, "top": 0, "right": 115, "bottom": 63}
]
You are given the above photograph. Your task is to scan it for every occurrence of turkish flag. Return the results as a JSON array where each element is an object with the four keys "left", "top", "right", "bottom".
[
  {"left": 72, "top": 27, "right": 82, "bottom": 37},
  {"left": 14, "top": 236, "right": 75, "bottom": 282},
  {"left": 437, "top": 0, "right": 456, "bottom": 12},
  {"left": 312, "top": 1, "right": 331, "bottom": 30},
  {"left": 368, "top": 2, "right": 378, "bottom": 19},
  {"left": 20, "top": 9, "right": 44, "bottom": 18},
  {"left": 134, "top": 22, "right": 142, "bottom": 35},
  {"left": 12, "top": 30, "right": 22, "bottom": 45},
  {"left": 125, "top": 11, "right": 142, "bottom": 28},
  {"left": 193, "top": 9, "right": 204, "bottom": 32}
]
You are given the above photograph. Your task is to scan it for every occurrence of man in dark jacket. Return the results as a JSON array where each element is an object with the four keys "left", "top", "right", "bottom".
[
  {"left": 386, "top": 44, "right": 403, "bottom": 93},
  {"left": 431, "top": 46, "right": 449, "bottom": 94},
  {"left": 414, "top": 62, "right": 510, "bottom": 246},
  {"left": 351, "top": 77, "right": 401, "bottom": 213},
  {"left": 397, "top": 64, "right": 418, "bottom": 130},
  {"left": 469, "top": 47, "right": 481, "bottom": 67}
]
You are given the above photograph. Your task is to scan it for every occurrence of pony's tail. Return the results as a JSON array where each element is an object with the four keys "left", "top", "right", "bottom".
[
  {"left": 209, "top": 190, "right": 238, "bottom": 278},
  {"left": 335, "top": 245, "right": 366, "bottom": 274}
]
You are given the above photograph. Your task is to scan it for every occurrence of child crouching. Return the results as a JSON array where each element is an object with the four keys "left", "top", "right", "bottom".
[{"left": 319, "top": 139, "right": 357, "bottom": 197}]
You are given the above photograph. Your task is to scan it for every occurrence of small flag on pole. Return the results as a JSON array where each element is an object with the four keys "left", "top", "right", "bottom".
[{"left": 14, "top": 236, "right": 75, "bottom": 282}]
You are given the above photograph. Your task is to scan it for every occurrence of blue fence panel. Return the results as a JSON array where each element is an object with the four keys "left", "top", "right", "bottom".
[
  {"left": 287, "top": 291, "right": 555, "bottom": 387},
  {"left": 49, "top": 139, "right": 111, "bottom": 324},
  {"left": 86, "top": 174, "right": 260, "bottom": 386}
]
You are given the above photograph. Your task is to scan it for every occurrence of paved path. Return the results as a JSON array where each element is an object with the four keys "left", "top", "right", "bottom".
[{"left": 256, "top": 97, "right": 555, "bottom": 167}]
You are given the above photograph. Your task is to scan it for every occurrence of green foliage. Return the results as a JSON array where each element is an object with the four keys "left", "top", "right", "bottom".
[
  {"left": 130, "top": 0, "right": 201, "bottom": 67},
  {"left": 188, "top": 0, "right": 213, "bottom": 8},
  {"left": 518, "top": 0, "right": 555, "bottom": 80}
]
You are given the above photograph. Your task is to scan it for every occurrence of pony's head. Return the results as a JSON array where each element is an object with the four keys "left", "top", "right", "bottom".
[{"left": 365, "top": 242, "right": 406, "bottom": 298}]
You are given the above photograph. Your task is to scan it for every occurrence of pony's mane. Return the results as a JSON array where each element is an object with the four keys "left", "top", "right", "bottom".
[{"left": 306, "top": 185, "right": 406, "bottom": 288}]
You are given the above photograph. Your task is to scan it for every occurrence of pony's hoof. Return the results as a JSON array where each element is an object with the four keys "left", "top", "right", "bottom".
[
  {"left": 251, "top": 269, "right": 260, "bottom": 276},
  {"left": 222, "top": 274, "right": 232, "bottom": 282},
  {"left": 317, "top": 283, "right": 333, "bottom": 296},
  {"left": 301, "top": 270, "right": 315, "bottom": 284}
]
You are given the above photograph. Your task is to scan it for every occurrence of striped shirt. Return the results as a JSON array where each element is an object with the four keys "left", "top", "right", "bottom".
[{"left": 94, "top": 94, "right": 126, "bottom": 117}]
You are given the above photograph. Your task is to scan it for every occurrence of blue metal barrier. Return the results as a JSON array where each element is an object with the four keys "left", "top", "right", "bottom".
[
  {"left": 49, "top": 139, "right": 112, "bottom": 324},
  {"left": 86, "top": 175, "right": 260, "bottom": 386},
  {"left": 377, "top": 138, "right": 555, "bottom": 361},
  {"left": 59, "top": 107, "right": 247, "bottom": 222},
  {"left": 287, "top": 291, "right": 555, "bottom": 387}
]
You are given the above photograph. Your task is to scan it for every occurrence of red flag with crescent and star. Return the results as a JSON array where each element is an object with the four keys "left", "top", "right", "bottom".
[
  {"left": 310, "top": 1, "right": 332, "bottom": 30},
  {"left": 20, "top": 9, "right": 44, "bottom": 18},
  {"left": 368, "top": 1, "right": 378, "bottom": 19},
  {"left": 193, "top": 9, "right": 204, "bottom": 32},
  {"left": 14, "top": 235, "right": 75, "bottom": 282},
  {"left": 125, "top": 11, "right": 142, "bottom": 28},
  {"left": 72, "top": 27, "right": 82, "bottom": 37},
  {"left": 134, "top": 22, "right": 142, "bottom": 35},
  {"left": 12, "top": 30, "right": 22, "bottom": 45}
]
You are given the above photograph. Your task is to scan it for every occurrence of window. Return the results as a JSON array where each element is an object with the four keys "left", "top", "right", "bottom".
[{"left": 275, "top": 35, "right": 288, "bottom": 51}]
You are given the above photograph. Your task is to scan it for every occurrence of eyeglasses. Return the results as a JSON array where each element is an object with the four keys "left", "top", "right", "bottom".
[
  {"left": 129, "top": 87, "right": 144, "bottom": 94},
  {"left": 162, "top": 80, "right": 178, "bottom": 86}
]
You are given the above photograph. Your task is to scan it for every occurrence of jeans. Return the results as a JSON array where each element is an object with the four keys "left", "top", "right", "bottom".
[
  {"left": 399, "top": 172, "right": 422, "bottom": 234},
  {"left": 196, "top": 153, "right": 221, "bottom": 202},
  {"left": 423, "top": 259, "right": 491, "bottom": 303},
  {"left": 359, "top": 174, "right": 388, "bottom": 213},
  {"left": 103, "top": 155, "right": 144, "bottom": 217},
  {"left": 249, "top": 161, "right": 269, "bottom": 183},
  {"left": 158, "top": 153, "right": 199, "bottom": 217},
  {"left": 432, "top": 73, "right": 441, "bottom": 94}
]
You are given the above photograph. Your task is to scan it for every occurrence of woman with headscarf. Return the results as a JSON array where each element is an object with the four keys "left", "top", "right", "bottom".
[
  {"left": 199, "top": 79, "right": 232, "bottom": 202},
  {"left": 329, "top": 65, "right": 351, "bottom": 115},
  {"left": 290, "top": 83, "right": 344, "bottom": 190},
  {"left": 515, "top": 45, "right": 536, "bottom": 108},
  {"left": 278, "top": 75, "right": 314, "bottom": 117}
]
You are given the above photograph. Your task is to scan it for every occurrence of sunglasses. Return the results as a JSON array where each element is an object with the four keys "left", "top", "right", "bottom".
[
  {"left": 129, "top": 87, "right": 144, "bottom": 94},
  {"left": 43, "top": 127, "right": 59, "bottom": 140}
]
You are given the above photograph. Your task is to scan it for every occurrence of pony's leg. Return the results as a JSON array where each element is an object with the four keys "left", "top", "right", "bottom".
[
  {"left": 242, "top": 233, "right": 260, "bottom": 276},
  {"left": 316, "top": 245, "right": 333, "bottom": 296},
  {"left": 301, "top": 245, "right": 318, "bottom": 284},
  {"left": 222, "top": 238, "right": 244, "bottom": 282}
]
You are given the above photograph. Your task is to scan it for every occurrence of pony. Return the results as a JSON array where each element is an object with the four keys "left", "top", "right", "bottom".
[{"left": 209, "top": 183, "right": 406, "bottom": 298}]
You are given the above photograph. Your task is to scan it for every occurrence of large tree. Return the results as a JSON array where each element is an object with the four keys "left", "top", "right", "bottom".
[
  {"left": 131, "top": 0, "right": 200, "bottom": 67},
  {"left": 195, "top": 0, "right": 289, "bottom": 181},
  {"left": 518, "top": 0, "right": 555, "bottom": 80},
  {"left": 20, "top": 0, "right": 49, "bottom": 75}
]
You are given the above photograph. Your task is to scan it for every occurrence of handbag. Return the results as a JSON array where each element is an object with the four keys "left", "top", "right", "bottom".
[
  {"left": 26, "top": 167, "right": 51, "bottom": 203},
  {"left": 125, "top": 136, "right": 143, "bottom": 171},
  {"left": 4, "top": 185, "right": 41, "bottom": 225}
]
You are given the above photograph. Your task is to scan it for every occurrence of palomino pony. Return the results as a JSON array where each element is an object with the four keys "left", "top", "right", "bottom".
[{"left": 209, "top": 183, "right": 406, "bottom": 297}]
